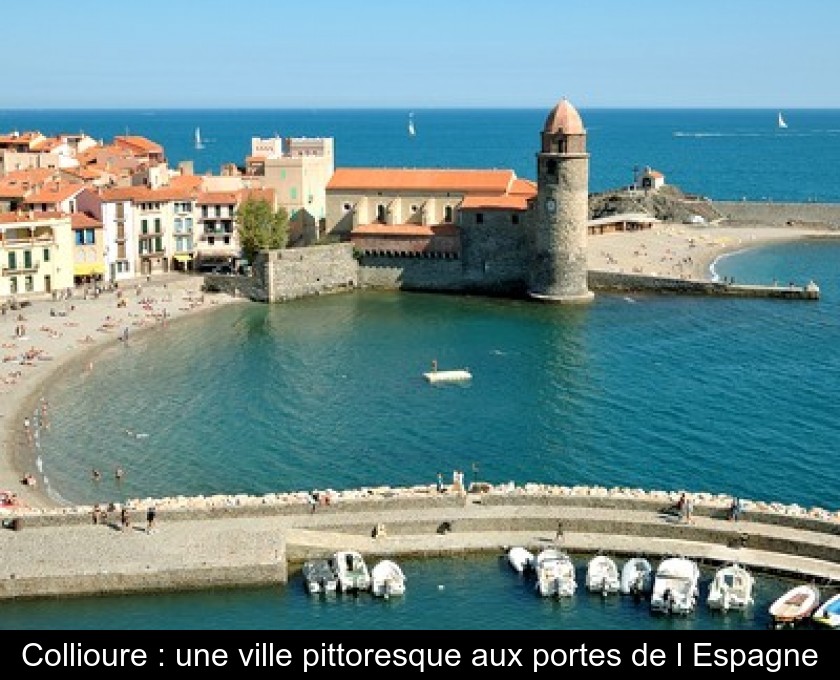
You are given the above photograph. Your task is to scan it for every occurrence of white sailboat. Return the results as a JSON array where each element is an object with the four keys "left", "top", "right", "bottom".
[
  {"left": 777, "top": 112, "right": 788, "bottom": 129},
  {"left": 408, "top": 112, "right": 416, "bottom": 137},
  {"left": 194, "top": 126, "right": 205, "bottom": 150}
]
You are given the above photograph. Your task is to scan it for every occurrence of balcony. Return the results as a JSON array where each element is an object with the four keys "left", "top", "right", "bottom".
[
  {"left": 1, "top": 236, "right": 56, "bottom": 247},
  {"left": 2, "top": 261, "right": 40, "bottom": 275}
]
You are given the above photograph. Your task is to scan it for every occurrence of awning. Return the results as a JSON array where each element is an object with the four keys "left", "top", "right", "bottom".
[
  {"left": 173, "top": 254, "right": 194, "bottom": 263},
  {"left": 73, "top": 263, "right": 105, "bottom": 276}
]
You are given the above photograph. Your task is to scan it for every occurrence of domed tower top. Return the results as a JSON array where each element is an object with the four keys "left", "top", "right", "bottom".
[{"left": 541, "top": 98, "right": 587, "bottom": 154}]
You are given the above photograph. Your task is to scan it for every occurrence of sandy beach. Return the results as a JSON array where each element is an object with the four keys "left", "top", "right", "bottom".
[
  {"left": 588, "top": 222, "right": 837, "bottom": 281},
  {"left": 0, "top": 223, "right": 835, "bottom": 511},
  {"left": 0, "top": 274, "right": 243, "bottom": 510}
]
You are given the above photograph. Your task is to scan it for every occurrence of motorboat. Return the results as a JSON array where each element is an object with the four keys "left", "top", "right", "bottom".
[
  {"left": 301, "top": 558, "right": 337, "bottom": 595},
  {"left": 706, "top": 563, "right": 755, "bottom": 612},
  {"left": 812, "top": 592, "right": 840, "bottom": 628},
  {"left": 370, "top": 559, "right": 406, "bottom": 598},
  {"left": 534, "top": 549, "right": 576, "bottom": 598},
  {"left": 650, "top": 557, "right": 700, "bottom": 615},
  {"left": 507, "top": 546, "right": 535, "bottom": 574},
  {"left": 585, "top": 555, "right": 620, "bottom": 595},
  {"left": 769, "top": 584, "right": 820, "bottom": 628},
  {"left": 332, "top": 550, "right": 371, "bottom": 593},
  {"left": 620, "top": 557, "right": 653, "bottom": 596}
]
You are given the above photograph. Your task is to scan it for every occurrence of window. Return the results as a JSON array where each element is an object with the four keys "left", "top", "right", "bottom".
[
  {"left": 43, "top": 248, "right": 50, "bottom": 263},
  {"left": 208, "top": 236, "right": 215, "bottom": 245},
  {"left": 10, "top": 277, "right": 17, "bottom": 294},
  {"left": 280, "top": 169, "right": 286, "bottom": 180},
  {"left": 174, "top": 217, "right": 182, "bottom": 232},
  {"left": 85, "top": 229, "right": 95, "bottom": 244},
  {"left": 202, "top": 206, "right": 209, "bottom": 218},
  {"left": 24, "top": 275, "right": 33, "bottom": 292},
  {"left": 290, "top": 187, "right": 298, "bottom": 200},
  {"left": 141, "top": 219, "right": 148, "bottom": 235},
  {"left": 76, "top": 230, "right": 85, "bottom": 245},
  {"left": 23, "top": 250, "right": 32, "bottom": 269},
  {"left": 7, "top": 252, "right": 16, "bottom": 270},
  {"left": 511, "top": 214, "right": 520, "bottom": 225},
  {"left": 154, "top": 218, "right": 161, "bottom": 233},
  {"left": 376, "top": 204, "right": 387, "bottom": 223},
  {"left": 444, "top": 206, "right": 453, "bottom": 223},
  {"left": 155, "top": 237, "right": 163, "bottom": 253},
  {"left": 546, "top": 159, "right": 558, "bottom": 176},
  {"left": 185, "top": 217, "right": 193, "bottom": 229},
  {"left": 215, "top": 206, "right": 221, "bottom": 217},
  {"left": 223, "top": 236, "right": 230, "bottom": 245},
  {"left": 343, "top": 203, "right": 352, "bottom": 212}
]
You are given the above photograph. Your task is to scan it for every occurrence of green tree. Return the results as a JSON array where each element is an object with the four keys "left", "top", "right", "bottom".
[{"left": 236, "top": 197, "right": 289, "bottom": 262}]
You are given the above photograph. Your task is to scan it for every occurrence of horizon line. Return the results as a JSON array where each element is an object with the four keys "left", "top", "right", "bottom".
[{"left": 2, "top": 105, "right": 839, "bottom": 112}]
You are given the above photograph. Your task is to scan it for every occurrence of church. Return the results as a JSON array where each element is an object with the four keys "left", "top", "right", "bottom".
[{"left": 324, "top": 98, "right": 593, "bottom": 302}]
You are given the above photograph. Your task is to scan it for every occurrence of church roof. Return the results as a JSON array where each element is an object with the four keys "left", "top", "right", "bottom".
[
  {"left": 327, "top": 168, "right": 516, "bottom": 194},
  {"left": 544, "top": 98, "right": 585, "bottom": 135}
]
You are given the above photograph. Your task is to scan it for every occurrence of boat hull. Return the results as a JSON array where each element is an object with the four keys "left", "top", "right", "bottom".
[{"left": 769, "top": 584, "right": 820, "bottom": 626}]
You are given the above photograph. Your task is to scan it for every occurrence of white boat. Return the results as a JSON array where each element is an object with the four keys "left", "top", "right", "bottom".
[
  {"left": 706, "top": 563, "right": 755, "bottom": 612},
  {"left": 301, "top": 558, "right": 337, "bottom": 595},
  {"left": 195, "top": 126, "right": 204, "bottom": 150},
  {"left": 534, "top": 549, "right": 576, "bottom": 598},
  {"left": 370, "top": 559, "right": 406, "bottom": 598},
  {"left": 586, "top": 555, "right": 620, "bottom": 595},
  {"left": 812, "top": 592, "right": 840, "bottom": 628},
  {"left": 423, "top": 369, "right": 472, "bottom": 384},
  {"left": 650, "top": 557, "right": 700, "bottom": 615},
  {"left": 408, "top": 112, "right": 416, "bottom": 137},
  {"left": 777, "top": 112, "right": 787, "bottom": 129},
  {"left": 620, "top": 557, "right": 653, "bottom": 596},
  {"left": 507, "top": 546, "right": 535, "bottom": 574},
  {"left": 332, "top": 550, "right": 371, "bottom": 593},
  {"left": 769, "top": 583, "right": 820, "bottom": 627}
]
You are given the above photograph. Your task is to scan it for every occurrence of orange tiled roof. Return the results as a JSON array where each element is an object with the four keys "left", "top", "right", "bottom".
[
  {"left": 510, "top": 178, "right": 537, "bottom": 196},
  {"left": 23, "top": 182, "right": 86, "bottom": 205},
  {"left": 100, "top": 186, "right": 151, "bottom": 202},
  {"left": 197, "top": 191, "right": 239, "bottom": 205},
  {"left": 351, "top": 223, "right": 459, "bottom": 237},
  {"left": 0, "top": 131, "right": 42, "bottom": 146},
  {"left": 30, "top": 136, "right": 66, "bottom": 152},
  {"left": 0, "top": 168, "right": 58, "bottom": 197},
  {"left": 114, "top": 135, "right": 163, "bottom": 155},
  {"left": 70, "top": 213, "right": 102, "bottom": 229},
  {"left": 327, "top": 168, "right": 516, "bottom": 193},
  {"left": 459, "top": 195, "right": 531, "bottom": 211},
  {"left": 645, "top": 169, "right": 665, "bottom": 178}
]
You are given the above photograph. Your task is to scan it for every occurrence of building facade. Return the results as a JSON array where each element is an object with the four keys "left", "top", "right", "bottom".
[{"left": 0, "top": 212, "right": 74, "bottom": 298}]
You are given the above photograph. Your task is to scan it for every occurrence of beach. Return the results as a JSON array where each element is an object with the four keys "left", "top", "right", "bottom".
[
  {"left": 0, "top": 222, "right": 835, "bottom": 512},
  {"left": 0, "top": 275, "right": 243, "bottom": 510}
]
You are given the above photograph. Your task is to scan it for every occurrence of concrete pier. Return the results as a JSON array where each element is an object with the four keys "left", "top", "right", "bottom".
[{"left": 1, "top": 485, "right": 838, "bottom": 600}]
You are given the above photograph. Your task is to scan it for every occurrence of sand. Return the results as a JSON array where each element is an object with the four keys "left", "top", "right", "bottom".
[
  {"left": 2, "top": 223, "right": 836, "bottom": 511},
  {"left": 588, "top": 222, "right": 836, "bottom": 281},
  {"left": 0, "top": 274, "right": 244, "bottom": 510}
]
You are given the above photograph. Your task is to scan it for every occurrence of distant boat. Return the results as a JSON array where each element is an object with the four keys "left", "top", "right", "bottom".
[
  {"left": 408, "top": 113, "right": 416, "bottom": 137},
  {"left": 195, "top": 127, "right": 205, "bottom": 150},
  {"left": 777, "top": 112, "right": 788, "bottom": 129}
]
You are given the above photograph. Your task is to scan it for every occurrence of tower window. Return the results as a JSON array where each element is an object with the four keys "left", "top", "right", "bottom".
[{"left": 546, "top": 159, "right": 558, "bottom": 176}]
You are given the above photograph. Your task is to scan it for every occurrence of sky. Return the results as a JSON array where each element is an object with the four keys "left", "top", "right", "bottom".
[{"left": 5, "top": 0, "right": 840, "bottom": 108}]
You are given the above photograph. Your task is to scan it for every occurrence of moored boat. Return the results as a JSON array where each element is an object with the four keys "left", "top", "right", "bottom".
[
  {"left": 769, "top": 584, "right": 820, "bottom": 628},
  {"left": 585, "top": 555, "right": 620, "bottom": 595},
  {"left": 301, "top": 558, "right": 338, "bottom": 595},
  {"left": 333, "top": 550, "right": 372, "bottom": 593},
  {"left": 507, "top": 546, "right": 535, "bottom": 574},
  {"left": 534, "top": 549, "right": 576, "bottom": 598},
  {"left": 812, "top": 593, "right": 840, "bottom": 628},
  {"left": 707, "top": 563, "right": 754, "bottom": 612},
  {"left": 650, "top": 557, "right": 700, "bottom": 615},
  {"left": 620, "top": 557, "right": 653, "bottom": 596},
  {"left": 370, "top": 559, "right": 406, "bottom": 598}
]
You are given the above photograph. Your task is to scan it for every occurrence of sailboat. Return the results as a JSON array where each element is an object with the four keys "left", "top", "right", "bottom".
[
  {"left": 408, "top": 112, "right": 416, "bottom": 137},
  {"left": 194, "top": 127, "right": 205, "bottom": 150},
  {"left": 777, "top": 112, "right": 788, "bottom": 129}
]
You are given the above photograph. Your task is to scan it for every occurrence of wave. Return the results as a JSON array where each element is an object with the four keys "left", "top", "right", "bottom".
[{"left": 674, "top": 130, "right": 840, "bottom": 138}]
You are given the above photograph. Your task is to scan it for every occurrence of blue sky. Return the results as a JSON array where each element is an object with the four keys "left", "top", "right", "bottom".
[{"left": 7, "top": 0, "right": 839, "bottom": 108}]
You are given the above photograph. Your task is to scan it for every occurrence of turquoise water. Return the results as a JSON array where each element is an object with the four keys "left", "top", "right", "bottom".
[{"left": 5, "top": 108, "right": 840, "bottom": 629}]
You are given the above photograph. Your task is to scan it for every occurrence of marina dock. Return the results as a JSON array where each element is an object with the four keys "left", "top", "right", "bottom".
[{"left": 0, "top": 487, "right": 838, "bottom": 599}]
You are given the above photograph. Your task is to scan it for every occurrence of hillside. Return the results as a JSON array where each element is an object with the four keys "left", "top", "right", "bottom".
[{"left": 589, "top": 185, "right": 723, "bottom": 224}]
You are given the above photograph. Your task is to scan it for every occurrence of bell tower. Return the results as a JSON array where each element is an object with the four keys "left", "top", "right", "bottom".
[{"left": 529, "top": 98, "right": 593, "bottom": 303}]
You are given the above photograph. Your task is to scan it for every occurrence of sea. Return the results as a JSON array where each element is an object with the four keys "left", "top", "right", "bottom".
[{"left": 3, "top": 108, "right": 840, "bottom": 631}]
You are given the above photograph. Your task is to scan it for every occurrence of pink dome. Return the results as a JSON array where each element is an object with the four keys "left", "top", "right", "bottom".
[{"left": 543, "top": 98, "right": 585, "bottom": 135}]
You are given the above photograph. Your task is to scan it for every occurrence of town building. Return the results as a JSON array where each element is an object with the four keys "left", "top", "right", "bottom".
[{"left": 0, "top": 212, "right": 74, "bottom": 298}]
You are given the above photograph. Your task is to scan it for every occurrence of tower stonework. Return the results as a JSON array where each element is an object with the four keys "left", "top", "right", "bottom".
[{"left": 529, "top": 98, "right": 594, "bottom": 303}]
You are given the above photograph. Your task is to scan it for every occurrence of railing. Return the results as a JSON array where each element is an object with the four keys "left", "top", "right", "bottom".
[
  {"left": 2, "top": 261, "right": 40, "bottom": 275},
  {"left": 1, "top": 237, "right": 55, "bottom": 246}
]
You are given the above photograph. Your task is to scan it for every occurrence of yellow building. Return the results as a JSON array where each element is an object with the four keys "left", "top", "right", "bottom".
[
  {"left": 0, "top": 211, "right": 74, "bottom": 299},
  {"left": 71, "top": 213, "right": 105, "bottom": 283}
]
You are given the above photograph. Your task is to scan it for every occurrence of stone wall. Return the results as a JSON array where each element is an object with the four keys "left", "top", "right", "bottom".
[
  {"left": 203, "top": 273, "right": 269, "bottom": 302},
  {"left": 588, "top": 271, "right": 819, "bottom": 299},
  {"left": 253, "top": 244, "right": 359, "bottom": 302},
  {"left": 713, "top": 201, "right": 840, "bottom": 228},
  {"left": 459, "top": 213, "right": 531, "bottom": 294},
  {"left": 359, "top": 256, "right": 466, "bottom": 292}
]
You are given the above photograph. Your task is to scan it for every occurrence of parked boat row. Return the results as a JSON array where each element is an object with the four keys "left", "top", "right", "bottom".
[
  {"left": 505, "top": 548, "right": 775, "bottom": 617},
  {"left": 302, "top": 551, "right": 406, "bottom": 599}
]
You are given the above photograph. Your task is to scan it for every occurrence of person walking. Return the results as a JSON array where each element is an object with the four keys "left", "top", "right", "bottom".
[{"left": 146, "top": 506, "right": 156, "bottom": 533}]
